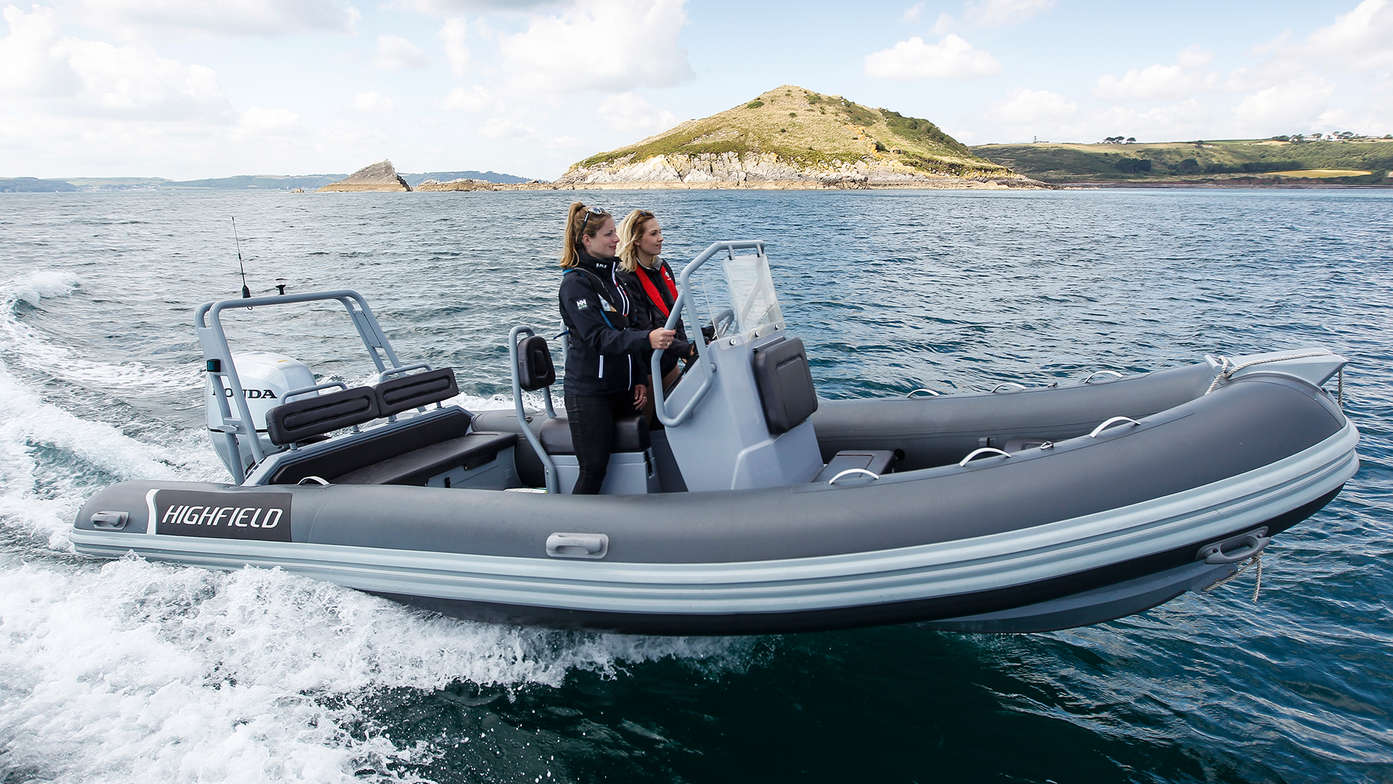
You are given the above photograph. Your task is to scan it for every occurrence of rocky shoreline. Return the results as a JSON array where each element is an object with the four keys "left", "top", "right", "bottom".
[{"left": 553, "top": 150, "right": 1043, "bottom": 190}]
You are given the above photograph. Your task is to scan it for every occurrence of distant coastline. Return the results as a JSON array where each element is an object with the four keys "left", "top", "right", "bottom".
[{"left": 7, "top": 136, "right": 1392, "bottom": 194}]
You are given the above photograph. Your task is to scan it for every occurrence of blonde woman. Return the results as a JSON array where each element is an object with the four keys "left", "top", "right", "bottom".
[
  {"left": 558, "top": 202, "right": 675, "bottom": 494},
  {"left": 617, "top": 209, "right": 694, "bottom": 395}
]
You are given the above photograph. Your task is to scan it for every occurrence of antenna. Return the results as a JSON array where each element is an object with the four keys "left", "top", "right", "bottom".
[{"left": 232, "top": 217, "right": 250, "bottom": 298}]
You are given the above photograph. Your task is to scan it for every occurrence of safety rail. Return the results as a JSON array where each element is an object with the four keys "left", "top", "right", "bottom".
[
  {"left": 509, "top": 325, "right": 559, "bottom": 494},
  {"left": 196, "top": 289, "right": 405, "bottom": 481},
  {"left": 651, "top": 240, "right": 765, "bottom": 428}
]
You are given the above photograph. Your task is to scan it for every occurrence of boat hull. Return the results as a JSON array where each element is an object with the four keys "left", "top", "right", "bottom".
[{"left": 71, "top": 370, "right": 1358, "bottom": 635}]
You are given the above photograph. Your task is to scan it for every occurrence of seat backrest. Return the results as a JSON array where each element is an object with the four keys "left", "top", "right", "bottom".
[
  {"left": 516, "top": 335, "right": 556, "bottom": 391},
  {"left": 751, "top": 337, "right": 819, "bottom": 435},
  {"left": 266, "top": 386, "right": 379, "bottom": 445},
  {"left": 376, "top": 368, "right": 458, "bottom": 416}
]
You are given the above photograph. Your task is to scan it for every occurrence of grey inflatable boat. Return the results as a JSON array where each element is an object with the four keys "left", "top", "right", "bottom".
[{"left": 72, "top": 241, "right": 1359, "bottom": 634}]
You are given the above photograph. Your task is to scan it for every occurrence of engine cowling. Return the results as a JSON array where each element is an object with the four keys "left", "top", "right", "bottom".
[{"left": 206, "top": 352, "right": 315, "bottom": 480}]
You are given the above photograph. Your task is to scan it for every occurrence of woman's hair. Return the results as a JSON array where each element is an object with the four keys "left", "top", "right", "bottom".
[
  {"left": 559, "top": 202, "right": 610, "bottom": 268},
  {"left": 617, "top": 209, "right": 657, "bottom": 272}
]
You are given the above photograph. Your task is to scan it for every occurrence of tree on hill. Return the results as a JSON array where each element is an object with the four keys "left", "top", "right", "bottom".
[{"left": 1126, "top": 137, "right": 1136, "bottom": 144}]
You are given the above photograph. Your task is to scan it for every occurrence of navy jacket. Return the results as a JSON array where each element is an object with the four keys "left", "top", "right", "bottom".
[
  {"left": 617, "top": 259, "right": 693, "bottom": 378},
  {"left": 558, "top": 251, "right": 652, "bottom": 396}
]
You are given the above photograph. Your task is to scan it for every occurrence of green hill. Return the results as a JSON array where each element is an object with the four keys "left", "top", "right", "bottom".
[
  {"left": 562, "top": 85, "right": 1034, "bottom": 188},
  {"left": 972, "top": 138, "right": 1393, "bottom": 185}
]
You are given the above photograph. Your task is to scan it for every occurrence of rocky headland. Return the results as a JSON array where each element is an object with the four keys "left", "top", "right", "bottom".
[
  {"left": 554, "top": 86, "right": 1044, "bottom": 190},
  {"left": 318, "top": 160, "right": 411, "bottom": 192}
]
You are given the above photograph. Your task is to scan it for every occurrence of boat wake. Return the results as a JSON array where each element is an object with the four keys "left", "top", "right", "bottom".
[{"left": 0, "top": 270, "right": 759, "bottom": 783}]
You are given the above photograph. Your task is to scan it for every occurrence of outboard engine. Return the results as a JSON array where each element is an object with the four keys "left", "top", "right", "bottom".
[{"left": 205, "top": 352, "right": 314, "bottom": 480}]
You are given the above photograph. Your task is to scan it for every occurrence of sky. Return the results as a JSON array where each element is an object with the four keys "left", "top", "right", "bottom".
[{"left": 1, "top": 0, "right": 1390, "bottom": 180}]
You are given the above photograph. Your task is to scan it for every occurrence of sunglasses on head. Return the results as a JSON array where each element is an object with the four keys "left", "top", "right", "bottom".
[{"left": 579, "top": 207, "right": 609, "bottom": 234}]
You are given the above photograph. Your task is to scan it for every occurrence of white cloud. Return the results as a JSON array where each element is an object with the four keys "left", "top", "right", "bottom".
[
  {"left": 902, "top": 2, "right": 923, "bottom": 22},
  {"left": 375, "top": 35, "right": 428, "bottom": 70},
  {"left": 499, "top": 0, "right": 692, "bottom": 91},
  {"left": 1306, "top": 0, "right": 1393, "bottom": 69},
  {"left": 1232, "top": 76, "right": 1335, "bottom": 132},
  {"left": 442, "top": 84, "right": 494, "bottom": 112},
  {"left": 78, "top": 0, "right": 359, "bottom": 36},
  {"left": 545, "top": 134, "right": 582, "bottom": 150},
  {"left": 351, "top": 91, "right": 393, "bottom": 112},
  {"left": 0, "top": 6, "right": 80, "bottom": 95},
  {"left": 963, "top": 0, "right": 1053, "bottom": 27},
  {"left": 237, "top": 106, "right": 300, "bottom": 133},
  {"left": 864, "top": 34, "right": 1000, "bottom": 79},
  {"left": 1, "top": 6, "right": 229, "bottom": 122},
  {"left": 1095, "top": 48, "right": 1218, "bottom": 100},
  {"left": 440, "top": 17, "right": 468, "bottom": 76},
  {"left": 932, "top": 12, "right": 954, "bottom": 34},
  {"left": 395, "top": 0, "right": 553, "bottom": 14},
  {"left": 992, "top": 88, "right": 1076, "bottom": 124},
  {"left": 1176, "top": 46, "right": 1212, "bottom": 69},
  {"left": 480, "top": 116, "right": 534, "bottom": 139},
  {"left": 598, "top": 92, "right": 677, "bottom": 133}
]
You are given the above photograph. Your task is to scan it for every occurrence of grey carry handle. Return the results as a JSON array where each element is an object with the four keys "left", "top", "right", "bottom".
[
  {"left": 1199, "top": 530, "right": 1271, "bottom": 564},
  {"left": 545, "top": 533, "right": 609, "bottom": 559},
  {"left": 651, "top": 240, "right": 764, "bottom": 428},
  {"left": 90, "top": 511, "right": 129, "bottom": 530}
]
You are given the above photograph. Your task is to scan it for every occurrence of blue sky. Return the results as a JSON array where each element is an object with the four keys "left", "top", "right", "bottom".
[{"left": 2, "top": 0, "right": 1389, "bottom": 179}]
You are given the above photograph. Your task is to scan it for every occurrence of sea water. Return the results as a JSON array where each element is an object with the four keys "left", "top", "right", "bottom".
[{"left": 0, "top": 188, "right": 1389, "bottom": 783}]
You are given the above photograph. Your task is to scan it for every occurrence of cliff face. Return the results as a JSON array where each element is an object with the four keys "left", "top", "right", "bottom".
[
  {"left": 556, "top": 150, "right": 1028, "bottom": 189},
  {"left": 318, "top": 160, "right": 411, "bottom": 192},
  {"left": 559, "top": 86, "right": 1043, "bottom": 190}
]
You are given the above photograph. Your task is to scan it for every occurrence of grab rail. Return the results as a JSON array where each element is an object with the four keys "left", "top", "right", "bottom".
[
  {"left": 283, "top": 380, "right": 349, "bottom": 404},
  {"left": 1083, "top": 370, "right": 1123, "bottom": 384},
  {"left": 652, "top": 240, "right": 764, "bottom": 428},
  {"left": 991, "top": 382, "right": 1027, "bottom": 393},
  {"left": 828, "top": 468, "right": 880, "bottom": 486},
  {"left": 1089, "top": 416, "right": 1140, "bottom": 438},
  {"left": 509, "top": 325, "right": 558, "bottom": 494},
  {"left": 959, "top": 447, "right": 1012, "bottom": 467},
  {"left": 379, "top": 363, "right": 431, "bottom": 382},
  {"left": 907, "top": 388, "right": 941, "bottom": 398}
]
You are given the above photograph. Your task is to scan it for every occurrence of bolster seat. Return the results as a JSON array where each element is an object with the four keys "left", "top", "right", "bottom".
[
  {"left": 537, "top": 415, "right": 650, "bottom": 456},
  {"left": 332, "top": 431, "right": 517, "bottom": 486}
]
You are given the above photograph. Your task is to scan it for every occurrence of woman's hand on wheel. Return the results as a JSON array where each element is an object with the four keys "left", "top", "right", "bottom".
[{"left": 648, "top": 328, "right": 676, "bottom": 350}]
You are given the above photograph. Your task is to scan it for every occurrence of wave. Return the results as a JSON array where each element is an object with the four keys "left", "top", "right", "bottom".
[
  {"left": 0, "top": 269, "right": 200, "bottom": 393},
  {"left": 0, "top": 554, "right": 754, "bottom": 783},
  {"left": 0, "top": 279, "right": 755, "bottom": 782}
]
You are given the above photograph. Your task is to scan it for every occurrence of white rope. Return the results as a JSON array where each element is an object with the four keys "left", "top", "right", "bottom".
[
  {"left": 1202, "top": 552, "right": 1265, "bottom": 603},
  {"left": 1204, "top": 349, "right": 1331, "bottom": 395}
]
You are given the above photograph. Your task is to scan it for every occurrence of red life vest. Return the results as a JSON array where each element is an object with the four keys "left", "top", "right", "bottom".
[{"left": 636, "top": 262, "right": 679, "bottom": 318}]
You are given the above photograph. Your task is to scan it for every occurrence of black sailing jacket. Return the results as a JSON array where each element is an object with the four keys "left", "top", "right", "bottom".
[
  {"left": 558, "top": 251, "right": 652, "bottom": 396},
  {"left": 617, "top": 258, "right": 693, "bottom": 379}
]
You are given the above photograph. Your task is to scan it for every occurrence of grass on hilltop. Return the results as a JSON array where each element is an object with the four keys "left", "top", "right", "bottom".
[
  {"left": 972, "top": 139, "right": 1393, "bottom": 183},
  {"left": 575, "top": 85, "right": 1012, "bottom": 178}
]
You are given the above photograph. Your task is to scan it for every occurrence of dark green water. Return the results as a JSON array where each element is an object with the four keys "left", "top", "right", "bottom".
[{"left": 0, "top": 189, "right": 1389, "bottom": 783}]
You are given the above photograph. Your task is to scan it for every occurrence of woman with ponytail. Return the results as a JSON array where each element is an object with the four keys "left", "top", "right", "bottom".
[{"left": 557, "top": 202, "right": 675, "bottom": 494}]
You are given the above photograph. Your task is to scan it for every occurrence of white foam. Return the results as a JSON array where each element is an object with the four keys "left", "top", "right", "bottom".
[
  {"left": 0, "top": 558, "right": 754, "bottom": 783},
  {"left": 0, "top": 287, "right": 756, "bottom": 782},
  {"left": 5, "top": 268, "right": 81, "bottom": 306}
]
